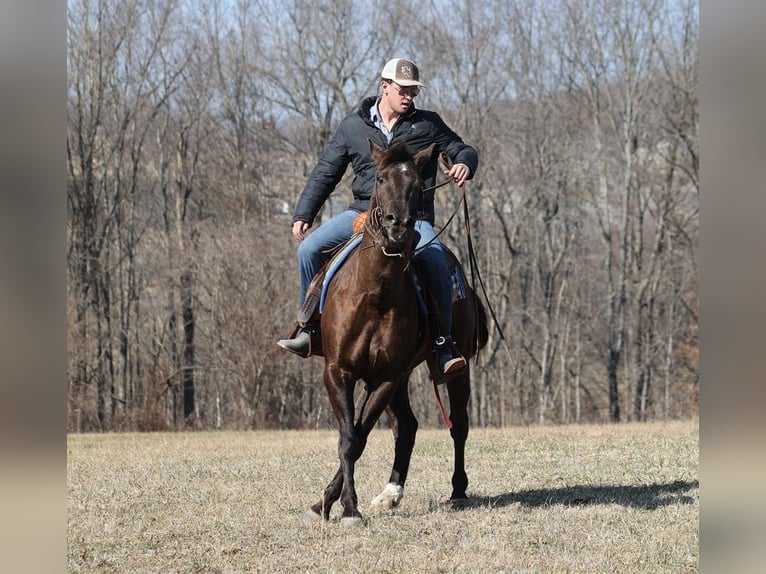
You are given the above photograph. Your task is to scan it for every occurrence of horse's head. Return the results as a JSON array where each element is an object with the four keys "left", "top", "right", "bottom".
[{"left": 367, "top": 141, "right": 437, "bottom": 255}]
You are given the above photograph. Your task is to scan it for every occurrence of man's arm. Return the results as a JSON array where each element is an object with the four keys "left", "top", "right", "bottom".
[
  {"left": 429, "top": 112, "right": 479, "bottom": 182},
  {"left": 292, "top": 123, "right": 351, "bottom": 226}
]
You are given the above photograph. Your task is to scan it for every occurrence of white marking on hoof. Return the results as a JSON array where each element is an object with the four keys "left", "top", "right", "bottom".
[
  {"left": 340, "top": 516, "right": 364, "bottom": 527},
  {"left": 303, "top": 509, "right": 322, "bottom": 524},
  {"left": 370, "top": 482, "right": 404, "bottom": 509}
]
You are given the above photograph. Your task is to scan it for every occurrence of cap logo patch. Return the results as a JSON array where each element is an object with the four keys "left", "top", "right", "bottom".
[{"left": 399, "top": 64, "right": 413, "bottom": 78}]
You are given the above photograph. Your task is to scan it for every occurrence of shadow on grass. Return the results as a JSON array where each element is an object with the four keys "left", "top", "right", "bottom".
[{"left": 453, "top": 479, "right": 698, "bottom": 511}]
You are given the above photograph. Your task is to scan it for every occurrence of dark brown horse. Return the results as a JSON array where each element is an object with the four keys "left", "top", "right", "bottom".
[{"left": 305, "top": 141, "right": 488, "bottom": 526}]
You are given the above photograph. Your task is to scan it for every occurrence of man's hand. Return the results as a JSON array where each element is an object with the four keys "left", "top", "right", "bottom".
[
  {"left": 445, "top": 162, "right": 471, "bottom": 187},
  {"left": 291, "top": 220, "right": 309, "bottom": 241}
]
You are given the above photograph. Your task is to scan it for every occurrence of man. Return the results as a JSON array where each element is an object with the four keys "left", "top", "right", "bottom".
[{"left": 277, "top": 57, "right": 478, "bottom": 376}]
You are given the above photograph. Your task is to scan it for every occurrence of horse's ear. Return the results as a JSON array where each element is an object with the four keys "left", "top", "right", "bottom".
[
  {"left": 369, "top": 140, "right": 385, "bottom": 166},
  {"left": 413, "top": 143, "right": 438, "bottom": 175}
]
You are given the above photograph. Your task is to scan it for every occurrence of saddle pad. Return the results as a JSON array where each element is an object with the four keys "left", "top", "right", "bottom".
[{"left": 319, "top": 234, "right": 363, "bottom": 313}]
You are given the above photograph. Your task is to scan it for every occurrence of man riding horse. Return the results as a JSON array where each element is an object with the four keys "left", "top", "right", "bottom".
[{"left": 277, "top": 57, "right": 479, "bottom": 377}]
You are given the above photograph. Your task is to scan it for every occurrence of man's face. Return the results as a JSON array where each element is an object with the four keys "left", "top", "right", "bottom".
[{"left": 382, "top": 80, "right": 419, "bottom": 113}]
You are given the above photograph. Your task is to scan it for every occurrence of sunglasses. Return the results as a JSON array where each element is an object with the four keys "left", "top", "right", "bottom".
[{"left": 389, "top": 82, "right": 420, "bottom": 98}]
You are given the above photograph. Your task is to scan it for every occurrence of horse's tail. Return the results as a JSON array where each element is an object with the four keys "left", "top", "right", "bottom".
[{"left": 474, "top": 291, "right": 489, "bottom": 352}]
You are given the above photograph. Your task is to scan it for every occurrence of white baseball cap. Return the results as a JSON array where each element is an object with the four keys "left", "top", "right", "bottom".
[{"left": 380, "top": 58, "right": 426, "bottom": 87}]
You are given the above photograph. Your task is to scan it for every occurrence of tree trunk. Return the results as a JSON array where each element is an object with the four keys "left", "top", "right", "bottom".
[{"left": 181, "top": 270, "right": 195, "bottom": 421}]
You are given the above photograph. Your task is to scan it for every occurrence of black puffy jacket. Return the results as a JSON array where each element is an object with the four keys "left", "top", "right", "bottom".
[{"left": 293, "top": 96, "right": 479, "bottom": 227}]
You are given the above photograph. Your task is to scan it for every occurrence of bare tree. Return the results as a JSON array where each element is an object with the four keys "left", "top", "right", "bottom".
[
  {"left": 67, "top": 0, "right": 185, "bottom": 430},
  {"left": 550, "top": 0, "right": 662, "bottom": 421}
]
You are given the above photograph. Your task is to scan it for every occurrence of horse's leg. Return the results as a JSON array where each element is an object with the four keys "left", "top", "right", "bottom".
[
  {"left": 306, "top": 466, "right": 343, "bottom": 521},
  {"left": 325, "top": 365, "right": 400, "bottom": 525},
  {"left": 371, "top": 380, "right": 417, "bottom": 510},
  {"left": 446, "top": 291, "right": 487, "bottom": 503},
  {"left": 331, "top": 378, "right": 402, "bottom": 523},
  {"left": 305, "top": 391, "right": 368, "bottom": 522},
  {"left": 306, "top": 385, "right": 377, "bottom": 521},
  {"left": 446, "top": 369, "right": 471, "bottom": 501},
  {"left": 304, "top": 364, "right": 360, "bottom": 524}
]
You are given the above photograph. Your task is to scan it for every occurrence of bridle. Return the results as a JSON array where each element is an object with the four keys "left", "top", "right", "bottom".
[
  {"left": 365, "top": 166, "right": 461, "bottom": 258},
  {"left": 363, "top": 190, "right": 412, "bottom": 259}
]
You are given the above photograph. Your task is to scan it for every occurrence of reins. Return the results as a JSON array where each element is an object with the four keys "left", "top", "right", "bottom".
[
  {"left": 426, "top": 170, "right": 518, "bottom": 427},
  {"left": 413, "top": 184, "right": 464, "bottom": 256},
  {"left": 365, "top": 152, "right": 517, "bottom": 374},
  {"left": 420, "top": 179, "right": 452, "bottom": 194},
  {"left": 413, "top": 155, "right": 466, "bottom": 255},
  {"left": 358, "top": 149, "right": 517, "bottom": 427},
  {"left": 424, "top": 155, "right": 518, "bottom": 371}
]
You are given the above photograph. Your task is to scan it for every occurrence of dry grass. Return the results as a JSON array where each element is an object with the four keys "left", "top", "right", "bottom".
[{"left": 68, "top": 420, "right": 698, "bottom": 573}]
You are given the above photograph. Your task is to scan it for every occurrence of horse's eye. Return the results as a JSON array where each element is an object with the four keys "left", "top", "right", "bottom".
[{"left": 376, "top": 175, "right": 384, "bottom": 184}]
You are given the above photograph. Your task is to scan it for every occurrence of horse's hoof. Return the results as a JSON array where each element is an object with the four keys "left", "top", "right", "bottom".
[
  {"left": 303, "top": 509, "right": 323, "bottom": 524},
  {"left": 370, "top": 483, "right": 404, "bottom": 510},
  {"left": 340, "top": 515, "right": 364, "bottom": 527}
]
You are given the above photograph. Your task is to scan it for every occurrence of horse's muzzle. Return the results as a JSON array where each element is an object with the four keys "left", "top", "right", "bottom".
[{"left": 381, "top": 217, "right": 412, "bottom": 248}]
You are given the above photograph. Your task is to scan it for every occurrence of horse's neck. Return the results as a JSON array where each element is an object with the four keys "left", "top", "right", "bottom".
[{"left": 352, "top": 234, "right": 411, "bottom": 295}]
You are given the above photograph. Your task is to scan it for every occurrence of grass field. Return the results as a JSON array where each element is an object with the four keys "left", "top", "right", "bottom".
[{"left": 68, "top": 420, "right": 698, "bottom": 573}]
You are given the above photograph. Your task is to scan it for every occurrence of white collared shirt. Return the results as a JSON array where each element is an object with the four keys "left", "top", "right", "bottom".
[{"left": 370, "top": 98, "right": 394, "bottom": 144}]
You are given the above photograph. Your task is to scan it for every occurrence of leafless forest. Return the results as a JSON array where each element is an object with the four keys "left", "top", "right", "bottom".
[{"left": 67, "top": 0, "right": 698, "bottom": 431}]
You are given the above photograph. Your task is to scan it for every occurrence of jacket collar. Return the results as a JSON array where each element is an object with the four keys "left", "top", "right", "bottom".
[{"left": 359, "top": 96, "right": 417, "bottom": 123}]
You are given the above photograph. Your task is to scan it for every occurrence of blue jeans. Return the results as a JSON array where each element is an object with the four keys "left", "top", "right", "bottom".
[
  {"left": 296, "top": 210, "right": 454, "bottom": 333},
  {"left": 297, "top": 209, "right": 358, "bottom": 304},
  {"left": 413, "top": 220, "right": 454, "bottom": 333}
]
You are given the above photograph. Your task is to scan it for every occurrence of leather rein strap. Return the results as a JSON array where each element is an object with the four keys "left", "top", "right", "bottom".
[{"left": 425, "top": 154, "right": 517, "bottom": 425}]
